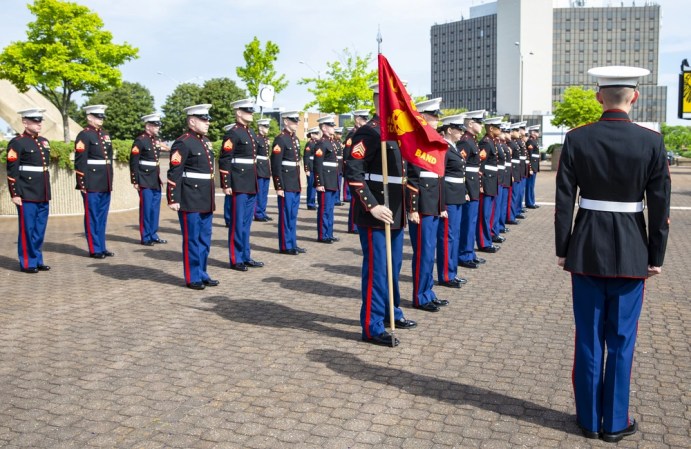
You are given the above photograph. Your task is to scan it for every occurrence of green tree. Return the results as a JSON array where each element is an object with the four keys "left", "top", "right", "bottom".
[
  {"left": 82, "top": 81, "right": 154, "bottom": 140},
  {"left": 236, "top": 37, "right": 288, "bottom": 98},
  {"left": 160, "top": 78, "right": 246, "bottom": 142},
  {"left": 0, "top": 0, "right": 138, "bottom": 142},
  {"left": 299, "top": 49, "right": 377, "bottom": 114},
  {"left": 551, "top": 86, "right": 602, "bottom": 129},
  {"left": 661, "top": 123, "right": 691, "bottom": 153}
]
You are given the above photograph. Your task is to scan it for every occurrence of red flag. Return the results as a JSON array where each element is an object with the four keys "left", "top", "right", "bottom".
[{"left": 378, "top": 54, "right": 448, "bottom": 176}]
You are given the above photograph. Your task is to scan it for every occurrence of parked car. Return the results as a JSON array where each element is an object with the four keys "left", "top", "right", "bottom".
[{"left": 666, "top": 151, "right": 678, "bottom": 166}]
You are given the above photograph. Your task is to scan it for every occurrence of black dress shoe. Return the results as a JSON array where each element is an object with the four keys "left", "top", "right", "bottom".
[
  {"left": 279, "top": 249, "right": 299, "bottom": 255},
  {"left": 231, "top": 263, "right": 248, "bottom": 271},
  {"left": 520, "top": 208, "right": 527, "bottom": 213},
  {"left": 473, "top": 257, "right": 486, "bottom": 264},
  {"left": 90, "top": 253, "right": 106, "bottom": 259},
  {"left": 459, "top": 260, "right": 479, "bottom": 269},
  {"left": 516, "top": 214, "right": 526, "bottom": 219},
  {"left": 186, "top": 282, "right": 205, "bottom": 290},
  {"left": 266, "top": 216, "right": 273, "bottom": 221},
  {"left": 21, "top": 267, "right": 39, "bottom": 273},
  {"left": 526, "top": 205, "right": 539, "bottom": 209},
  {"left": 202, "top": 279, "right": 220, "bottom": 287},
  {"left": 414, "top": 302, "right": 440, "bottom": 312},
  {"left": 347, "top": 230, "right": 359, "bottom": 234},
  {"left": 37, "top": 264, "right": 51, "bottom": 271},
  {"left": 307, "top": 206, "right": 317, "bottom": 210},
  {"left": 387, "top": 318, "right": 417, "bottom": 329},
  {"left": 142, "top": 241, "right": 155, "bottom": 246},
  {"left": 253, "top": 217, "right": 270, "bottom": 222},
  {"left": 577, "top": 423, "right": 600, "bottom": 440},
  {"left": 500, "top": 228, "right": 509, "bottom": 233},
  {"left": 454, "top": 277, "right": 468, "bottom": 284},
  {"left": 363, "top": 332, "right": 399, "bottom": 346},
  {"left": 335, "top": 202, "right": 343, "bottom": 206},
  {"left": 329, "top": 236, "right": 340, "bottom": 242},
  {"left": 317, "top": 239, "right": 333, "bottom": 244},
  {"left": 492, "top": 236, "right": 505, "bottom": 243},
  {"left": 602, "top": 419, "right": 637, "bottom": 443},
  {"left": 295, "top": 246, "right": 306, "bottom": 253},
  {"left": 153, "top": 238, "right": 168, "bottom": 244},
  {"left": 478, "top": 246, "right": 500, "bottom": 253},
  {"left": 506, "top": 220, "right": 520, "bottom": 225},
  {"left": 439, "top": 280, "right": 461, "bottom": 288},
  {"left": 103, "top": 251, "right": 115, "bottom": 257},
  {"left": 433, "top": 298, "right": 450, "bottom": 307},
  {"left": 245, "top": 259, "right": 264, "bottom": 268}
]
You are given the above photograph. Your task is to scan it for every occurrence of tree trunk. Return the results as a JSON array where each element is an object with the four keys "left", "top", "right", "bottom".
[{"left": 61, "top": 108, "right": 70, "bottom": 143}]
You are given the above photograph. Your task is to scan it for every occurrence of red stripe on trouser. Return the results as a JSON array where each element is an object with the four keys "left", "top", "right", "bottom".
[
  {"left": 442, "top": 218, "right": 449, "bottom": 282},
  {"left": 478, "top": 195, "right": 485, "bottom": 248},
  {"left": 182, "top": 213, "right": 191, "bottom": 284},
  {"left": 84, "top": 193, "right": 95, "bottom": 254},
  {"left": 278, "top": 196, "right": 286, "bottom": 251},
  {"left": 507, "top": 186, "right": 512, "bottom": 217},
  {"left": 139, "top": 190, "right": 145, "bottom": 241},
  {"left": 413, "top": 220, "right": 422, "bottom": 306},
  {"left": 490, "top": 195, "right": 496, "bottom": 235},
  {"left": 364, "top": 228, "right": 374, "bottom": 339},
  {"left": 229, "top": 195, "right": 237, "bottom": 265},
  {"left": 318, "top": 191, "right": 324, "bottom": 240},
  {"left": 18, "top": 205, "right": 29, "bottom": 268}
]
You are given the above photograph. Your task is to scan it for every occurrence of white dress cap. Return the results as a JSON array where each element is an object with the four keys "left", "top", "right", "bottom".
[
  {"left": 464, "top": 110, "right": 486, "bottom": 121},
  {"left": 281, "top": 111, "right": 300, "bottom": 120},
  {"left": 441, "top": 114, "right": 465, "bottom": 127},
  {"left": 415, "top": 97, "right": 443, "bottom": 115},
  {"left": 84, "top": 105, "right": 108, "bottom": 115},
  {"left": 307, "top": 127, "right": 320, "bottom": 135},
  {"left": 231, "top": 98, "right": 256, "bottom": 110},
  {"left": 317, "top": 115, "right": 336, "bottom": 126},
  {"left": 353, "top": 109, "right": 370, "bottom": 118},
  {"left": 183, "top": 104, "right": 212, "bottom": 117},
  {"left": 18, "top": 108, "right": 46, "bottom": 118},
  {"left": 528, "top": 125, "right": 541, "bottom": 132},
  {"left": 587, "top": 66, "right": 650, "bottom": 88},
  {"left": 483, "top": 116, "right": 503, "bottom": 126},
  {"left": 334, "top": 127, "right": 344, "bottom": 134},
  {"left": 141, "top": 113, "right": 162, "bottom": 123},
  {"left": 256, "top": 118, "right": 271, "bottom": 127}
]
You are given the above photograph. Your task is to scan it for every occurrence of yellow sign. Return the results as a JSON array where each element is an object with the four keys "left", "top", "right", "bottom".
[{"left": 679, "top": 72, "right": 691, "bottom": 119}]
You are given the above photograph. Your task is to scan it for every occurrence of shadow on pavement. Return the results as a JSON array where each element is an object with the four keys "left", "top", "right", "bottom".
[
  {"left": 311, "top": 262, "right": 414, "bottom": 283},
  {"left": 107, "top": 234, "right": 145, "bottom": 246},
  {"left": 89, "top": 262, "right": 183, "bottom": 286},
  {"left": 131, "top": 247, "right": 228, "bottom": 269},
  {"left": 0, "top": 254, "right": 19, "bottom": 271},
  {"left": 307, "top": 348, "right": 580, "bottom": 437},
  {"left": 196, "top": 296, "right": 361, "bottom": 342},
  {"left": 262, "top": 276, "right": 360, "bottom": 300},
  {"left": 43, "top": 241, "right": 86, "bottom": 257}
]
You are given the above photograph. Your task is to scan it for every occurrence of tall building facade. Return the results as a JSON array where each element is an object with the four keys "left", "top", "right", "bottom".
[{"left": 430, "top": 1, "right": 666, "bottom": 123}]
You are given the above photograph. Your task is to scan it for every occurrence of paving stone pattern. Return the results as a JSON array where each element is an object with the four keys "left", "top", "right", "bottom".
[{"left": 0, "top": 166, "right": 689, "bottom": 448}]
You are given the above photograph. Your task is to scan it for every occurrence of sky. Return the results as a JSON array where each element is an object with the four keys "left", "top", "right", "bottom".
[{"left": 1, "top": 0, "right": 690, "bottom": 129}]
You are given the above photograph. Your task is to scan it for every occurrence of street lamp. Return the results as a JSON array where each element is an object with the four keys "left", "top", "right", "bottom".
[{"left": 514, "top": 42, "right": 533, "bottom": 122}]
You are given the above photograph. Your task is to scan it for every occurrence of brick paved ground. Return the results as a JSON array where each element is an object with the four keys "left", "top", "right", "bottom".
[{"left": 0, "top": 165, "right": 689, "bottom": 448}]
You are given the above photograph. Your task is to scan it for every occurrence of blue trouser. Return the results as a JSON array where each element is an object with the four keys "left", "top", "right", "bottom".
[
  {"left": 459, "top": 199, "right": 479, "bottom": 263},
  {"left": 476, "top": 193, "right": 495, "bottom": 249},
  {"left": 499, "top": 185, "right": 509, "bottom": 230},
  {"left": 492, "top": 186, "right": 507, "bottom": 237},
  {"left": 510, "top": 181, "right": 523, "bottom": 220},
  {"left": 359, "top": 226, "right": 405, "bottom": 339},
  {"left": 16, "top": 201, "right": 49, "bottom": 270},
  {"left": 278, "top": 191, "right": 300, "bottom": 251},
  {"left": 228, "top": 192, "right": 256, "bottom": 265},
  {"left": 306, "top": 172, "right": 316, "bottom": 208},
  {"left": 409, "top": 215, "right": 439, "bottom": 307},
  {"left": 317, "top": 190, "right": 338, "bottom": 241},
  {"left": 347, "top": 197, "right": 357, "bottom": 233},
  {"left": 254, "top": 177, "right": 270, "bottom": 220},
  {"left": 82, "top": 191, "right": 111, "bottom": 255},
  {"left": 342, "top": 174, "right": 351, "bottom": 201},
  {"left": 336, "top": 174, "right": 343, "bottom": 203},
  {"left": 571, "top": 274, "right": 644, "bottom": 434},
  {"left": 223, "top": 194, "right": 231, "bottom": 226},
  {"left": 525, "top": 172, "right": 537, "bottom": 207},
  {"left": 178, "top": 211, "right": 212, "bottom": 284},
  {"left": 437, "top": 204, "right": 462, "bottom": 283},
  {"left": 138, "top": 188, "right": 161, "bottom": 244}
]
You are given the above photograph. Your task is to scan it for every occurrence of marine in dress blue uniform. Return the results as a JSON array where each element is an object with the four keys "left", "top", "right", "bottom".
[
  {"left": 334, "top": 127, "right": 345, "bottom": 206},
  {"left": 492, "top": 123, "right": 512, "bottom": 237},
  {"left": 166, "top": 104, "right": 219, "bottom": 290},
  {"left": 270, "top": 111, "right": 306, "bottom": 255},
  {"left": 476, "top": 116, "right": 502, "bottom": 253},
  {"left": 303, "top": 127, "right": 320, "bottom": 211},
  {"left": 221, "top": 123, "right": 235, "bottom": 227},
  {"left": 555, "top": 66, "right": 670, "bottom": 442},
  {"left": 524, "top": 124, "right": 541, "bottom": 209},
  {"left": 313, "top": 115, "right": 340, "bottom": 243},
  {"left": 406, "top": 98, "right": 448, "bottom": 312},
  {"left": 6, "top": 108, "right": 51, "bottom": 273},
  {"left": 343, "top": 110, "right": 370, "bottom": 234},
  {"left": 74, "top": 105, "right": 114, "bottom": 259},
  {"left": 345, "top": 83, "right": 416, "bottom": 347},
  {"left": 436, "top": 114, "right": 468, "bottom": 288},
  {"left": 219, "top": 98, "right": 264, "bottom": 272},
  {"left": 253, "top": 118, "right": 273, "bottom": 222},
  {"left": 130, "top": 113, "right": 168, "bottom": 246},
  {"left": 507, "top": 122, "right": 526, "bottom": 224},
  {"left": 458, "top": 110, "right": 485, "bottom": 269}
]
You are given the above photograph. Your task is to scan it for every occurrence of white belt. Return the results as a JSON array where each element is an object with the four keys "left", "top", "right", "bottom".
[
  {"left": 19, "top": 165, "right": 47, "bottom": 172},
  {"left": 497, "top": 166, "right": 505, "bottom": 170},
  {"left": 337, "top": 156, "right": 343, "bottom": 160},
  {"left": 323, "top": 161, "right": 338, "bottom": 167},
  {"left": 365, "top": 173, "right": 403, "bottom": 184},
  {"left": 87, "top": 159, "right": 109, "bottom": 165},
  {"left": 183, "top": 172, "right": 213, "bottom": 179},
  {"left": 256, "top": 155, "right": 268, "bottom": 160},
  {"left": 484, "top": 165, "right": 498, "bottom": 172},
  {"left": 504, "top": 162, "right": 512, "bottom": 167},
  {"left": 419, "top": 171, "right": 438, "bottom": 178},
  {"left": 139, "top": 160, "right": 158, "bottom": 166},
  {"left": 530, "top": 154, "right": 540, "bottom": 158},
  {"left": 445, "top": 176, "right": 465, "bottom": 184},
  {"left": 511, "top": 159, "right": 520, "bottom": 163},
  {"left": 465, "top": 166, "right": 480, "bottom": 173},
  {"left": 309, "top": 156, "right": 314, "bottom": 160},
  {"left": 519, "top": 156, "right": 527, "bottom": 161},
  {"left": 232, "top": 158, "right": 255, "bottom": 164},
  {"left": 282, "top": 161, "right": 299, "bottom": 167},
  {"left": 579, "top": 198, "right": 644, "bottom": 213}
]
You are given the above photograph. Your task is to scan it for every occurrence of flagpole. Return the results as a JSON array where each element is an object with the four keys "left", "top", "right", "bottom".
[{"left": 377, "top": 29, "right": 396, "bottom": 347}]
